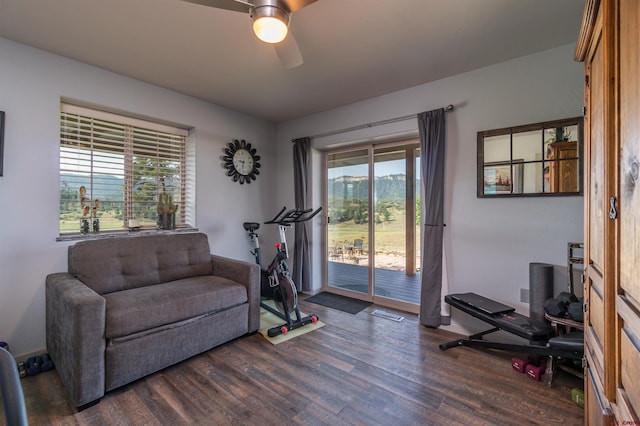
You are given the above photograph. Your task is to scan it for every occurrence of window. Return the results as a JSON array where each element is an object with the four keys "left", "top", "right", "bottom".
[{"left": 59, "top": 103, "right": 191, "bottom": 235}]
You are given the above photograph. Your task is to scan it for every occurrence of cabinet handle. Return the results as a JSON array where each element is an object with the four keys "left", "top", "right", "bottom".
[{"left": 609, "top": 196, "right": 618, "bottom": 219}]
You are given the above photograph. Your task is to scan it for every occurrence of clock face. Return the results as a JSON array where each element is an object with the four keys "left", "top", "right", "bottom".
[
  {"left": 233, "top": 149, "right": 254, "bottom": 175},
  {"left": 222, "top": 139, "right": 261, "bottom": 184}
]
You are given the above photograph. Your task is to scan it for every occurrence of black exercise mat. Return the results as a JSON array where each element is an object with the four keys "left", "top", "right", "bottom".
[{"left": 304, "top": 292, "right": 372, "bottom": 314}]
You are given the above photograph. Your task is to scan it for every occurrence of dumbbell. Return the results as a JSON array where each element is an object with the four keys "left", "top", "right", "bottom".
[
  {"left": 544, "top": 297, "right": 566, "bottom": 317},
  {"left": 556, "top": 292, "right": 579, "bottom": 305},
  {"left": 545, "top": 292, "right": 580, "bottom": 318},
  {"left": 512, "top": 357, "right": 527, "bottom": 373},
  {"left": 40, "top": 353, "right": 54, "bottom": 372},
  {"left": 25, "top": 355, "right": 42, "bottom": 376},
  {"left": 526, "top": 363, "right": 546, "bottom": 381},
  {"left": 512, "top": 356, "right": 548, "bottom": 383},
  {"left": 568, "top": 299, "right": 584, "bottom": 322}
]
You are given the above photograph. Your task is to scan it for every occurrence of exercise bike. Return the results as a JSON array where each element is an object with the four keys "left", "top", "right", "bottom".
[{"left": 243, "top": 207, "right": 322, "bottom": 337}]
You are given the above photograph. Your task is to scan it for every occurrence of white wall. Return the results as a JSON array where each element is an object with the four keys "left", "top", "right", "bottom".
[
  {"left": 276, "top": 44, "right": 584, "bottom": 333},
  {"left": 0, "top": 38, "right": 585, "bottom": 356},
  {"left": 0, "top": 38, "right": 278, "bottom": 358}
]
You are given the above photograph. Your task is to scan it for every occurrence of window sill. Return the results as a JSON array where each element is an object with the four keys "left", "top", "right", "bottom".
[{"left": 56, "top": 227, "right": 200, "bottom": 242}]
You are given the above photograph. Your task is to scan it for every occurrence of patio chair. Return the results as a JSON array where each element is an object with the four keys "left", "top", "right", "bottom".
[
  {"left": 353, "top": 239, "right": 364, "bottom": 254},
  {"left": 329, "top": 247, "right": 344, "bottom": 261}
]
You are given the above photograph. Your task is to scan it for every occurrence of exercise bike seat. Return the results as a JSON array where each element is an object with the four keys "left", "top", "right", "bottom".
[{"left": 243, "top": 222, "right": 260, "bottom": 232}]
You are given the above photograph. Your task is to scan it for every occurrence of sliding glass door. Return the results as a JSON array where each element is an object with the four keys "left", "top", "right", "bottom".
[
  {"left": 326, "top": 149, "right": 369, "bottom": 295},
  {"left": 325, "top": 141, "right": 421, "bottom": 308}
]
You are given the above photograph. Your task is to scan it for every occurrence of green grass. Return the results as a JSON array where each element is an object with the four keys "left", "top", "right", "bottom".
[
  {"left": 60, "top": 215, "right": 126, "bottom": 233},
  {"left": 59, "top": 210, "right": 158, "bottom": 233},
  {"left": 328, "top": 209, "right": 418, "bottom": 253}
]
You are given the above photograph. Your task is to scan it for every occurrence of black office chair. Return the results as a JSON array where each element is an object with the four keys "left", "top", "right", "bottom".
[{"left": 0, "top": 347, "right": 28, "bottom": 425}]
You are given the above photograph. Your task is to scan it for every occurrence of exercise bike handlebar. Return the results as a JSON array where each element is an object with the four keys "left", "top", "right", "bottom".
[{"left": 264, "top": 206, "right": 323, "bottom": 226}]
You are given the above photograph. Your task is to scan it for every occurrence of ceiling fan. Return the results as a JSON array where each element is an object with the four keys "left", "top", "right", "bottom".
[{"left": 182, "top": 0, "right": 317, "bottom": 68}]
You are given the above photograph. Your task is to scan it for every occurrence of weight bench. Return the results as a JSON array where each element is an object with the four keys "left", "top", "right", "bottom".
[{"left": 440, "top": 293, "right": 583, "bottom": 362}]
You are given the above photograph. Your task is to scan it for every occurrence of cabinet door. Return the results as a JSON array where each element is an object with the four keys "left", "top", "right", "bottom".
[
  {"left": 584, "top": 3, "right": 608, "bottom": 390},
  {"left": 616, "top": 0, "right": 640, "bottom": 420},
  {"left": 549, "top": 141, "right": 579, "bottom": 192},
  {"left": 583, "top": 1, "right": 618, "bottom": 422}
]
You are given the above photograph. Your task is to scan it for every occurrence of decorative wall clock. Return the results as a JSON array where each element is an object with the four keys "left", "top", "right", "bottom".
[{"left": 223, "top": 139, "right": 261, "bottom": 184}]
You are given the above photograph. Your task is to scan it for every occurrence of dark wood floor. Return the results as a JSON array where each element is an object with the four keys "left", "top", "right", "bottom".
[{"left": 10, "top": 298, "right": 583, "bottom": 426}]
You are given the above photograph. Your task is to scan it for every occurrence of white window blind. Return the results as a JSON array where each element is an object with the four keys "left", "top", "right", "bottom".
[{"left": 59, "top": 103, "right": 190, "bottom": 234}]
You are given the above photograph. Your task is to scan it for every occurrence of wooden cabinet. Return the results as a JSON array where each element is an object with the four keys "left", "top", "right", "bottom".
[
  {"left": 576, "top": 0, "right": 640, "bottom": 423},
  {"left": 548, "top": 141, "right": 579, "bottom": 193},
  {"left": 617, "top": 0, "right": 640, "bottom": 421}
]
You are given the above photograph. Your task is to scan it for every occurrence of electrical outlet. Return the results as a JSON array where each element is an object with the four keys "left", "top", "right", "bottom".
[{"left": 520, "top": 288, "right": 530, "bottom": 303}]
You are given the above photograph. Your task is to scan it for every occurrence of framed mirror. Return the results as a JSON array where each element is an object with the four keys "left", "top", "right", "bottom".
[{"left": 477, "top": 117, "right": 583, "bottom": 197}]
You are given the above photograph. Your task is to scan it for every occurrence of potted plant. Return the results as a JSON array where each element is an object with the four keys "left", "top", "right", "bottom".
[{"left": 157, "top": 192, "right": 178, "bottom": 230}]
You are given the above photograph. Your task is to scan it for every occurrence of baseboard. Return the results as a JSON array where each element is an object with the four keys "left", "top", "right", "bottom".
[{"left": 12, "top": 347, "right": 47, "bottom": 363}]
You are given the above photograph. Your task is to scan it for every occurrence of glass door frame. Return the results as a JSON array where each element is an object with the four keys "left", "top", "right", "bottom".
[{"left": 322, "top": 138, "right": 420, "bottom": 315}]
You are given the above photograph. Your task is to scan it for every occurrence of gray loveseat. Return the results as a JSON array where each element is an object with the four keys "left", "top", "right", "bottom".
[{"left": 46, "top": 232, "right": 260, "bottom": 407}]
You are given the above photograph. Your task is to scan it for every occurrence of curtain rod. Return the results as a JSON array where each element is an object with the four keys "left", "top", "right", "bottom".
[{"left": 294, "top": 104, "right": 454, "bottom": 141}]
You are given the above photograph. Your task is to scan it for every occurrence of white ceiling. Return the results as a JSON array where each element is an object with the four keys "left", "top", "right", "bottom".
[{"left": 0, "top": 0, "right": 585, "bottom": 123}]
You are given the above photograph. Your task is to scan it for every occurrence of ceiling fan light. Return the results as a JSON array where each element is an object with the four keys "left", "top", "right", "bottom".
[{"left": 251, "top": 5, "right": 290, "bottom": 44}]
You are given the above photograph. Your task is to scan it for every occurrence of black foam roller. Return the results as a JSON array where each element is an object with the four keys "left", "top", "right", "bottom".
[{"left": 529, "top": 262, "right": 554, "bottom": 322}]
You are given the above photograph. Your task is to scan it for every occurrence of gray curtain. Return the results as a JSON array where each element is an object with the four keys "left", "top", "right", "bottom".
[
  {"left": 418, "top": 108, "right": 446, "bottom": 327},
  {"left": 292, "top": 137, "right": 312, "bottom": 291}
]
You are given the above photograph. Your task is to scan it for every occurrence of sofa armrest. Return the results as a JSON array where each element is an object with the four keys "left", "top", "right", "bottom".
[
  {"left": 46, "top": 273, "right": 106, "bottom": 407},
  {"left": 211, "top": 255, "right": 261, "bottom": 332}
]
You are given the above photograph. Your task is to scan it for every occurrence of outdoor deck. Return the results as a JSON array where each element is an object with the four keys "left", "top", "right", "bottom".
[{"left": 327, "top": 261, "right": 421, "bottom": 304}]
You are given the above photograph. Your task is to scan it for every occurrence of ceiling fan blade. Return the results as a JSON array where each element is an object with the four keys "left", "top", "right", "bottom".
[
  {"left": 181, "top": 0, "right": 252, "bottom": 13},
  {"left": 281, "top": 0, "right": 318, "bottom": 13},
  {"left": 274, "top": 32, "right": 303, "bottom": 68}
]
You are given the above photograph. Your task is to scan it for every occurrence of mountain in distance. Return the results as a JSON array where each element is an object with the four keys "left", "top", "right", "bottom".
[
  {"left": 60, "top": 173, "right": 124, "bottom": 201},
  {"left": 328, "top": 174, "right": 419, "bottom": 202}
]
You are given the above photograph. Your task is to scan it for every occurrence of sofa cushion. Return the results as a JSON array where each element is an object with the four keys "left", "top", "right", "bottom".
[
  {"left": 68, "top": 233, "right": 213, "bottom": 295},
  {"left": 103, "top": 275, "right": 247, "bottom": 339}
]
